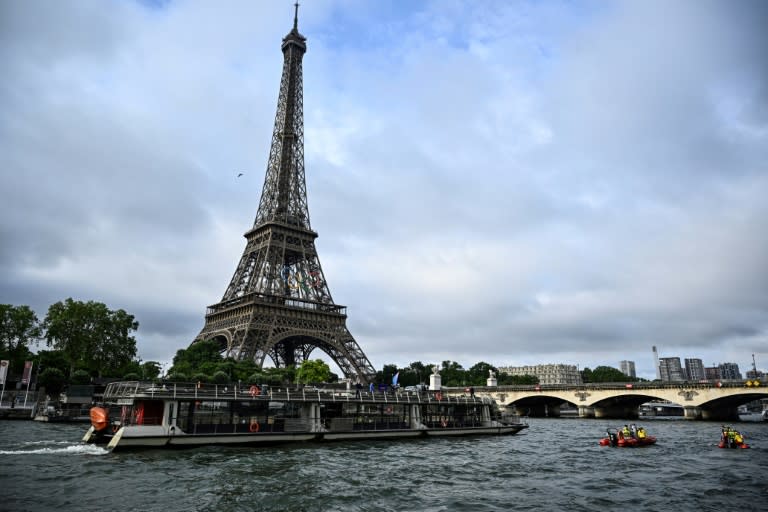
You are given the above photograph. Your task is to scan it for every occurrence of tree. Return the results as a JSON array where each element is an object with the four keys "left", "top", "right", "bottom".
[
  {"left": 169, "top": 339, "right": 223, "bottom": 377},
  {"left": 231, "top": 359, "right": 260, "bottom": 382},
  {"left": 261, "top": 367, "right": 288, "bottom": 386},
  {"left": 43, "top": 298, "right": 139, "bottom": 377},
  {"left": 498, "top": 374, "right": 539, "bottom": 385},
  {"left": 38, "top": 367, "right": 66, "bottom": 397},
  {"left": 71, "top": 369, "right": 91, "bottom": 385},
  {"left": 37, "top": 350, "right": 70, "bottom": 376},
  {"left": 141, "top": 361, "right": 162, "bottom": 380},
  {"left": 121, "top": 359, "right": 163, "bottom": 381},
  {"left": 406, "top": 361, "right": 428, "bottom": 385},
  {"left": 376, "top": 364, "right": 399, "bottom": 387},
  {"left": 440, "top": 360, "right": 466, "bottom": 386},
  {"left": 0, "top": 304, "right": 41, "bottom": 371},
  {"left": 588, "top": 365, "right": 635, "bottom": 383},
  {"left": 296, "top": 359, "right": 332, "bottom": 385},
  {"left": 212, "top": 370, "right": 229, "bottom": 384},
  {"left": 467, "top": 362, "right": 497, "bottom": 385}
]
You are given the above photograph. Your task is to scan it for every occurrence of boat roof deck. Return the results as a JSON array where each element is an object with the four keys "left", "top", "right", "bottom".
[{"left": 102, "top": 381, "right": 493, "bottom": 406}]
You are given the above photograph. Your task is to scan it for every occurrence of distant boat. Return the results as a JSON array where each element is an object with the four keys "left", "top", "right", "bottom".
[
  {"left": 639, "top": 401, "right": 683, "bottom": 417},
  {"left": 738, "top": 410, "right": 767, "bottom": 422},
  {"left": 737, "top": 401, "right": 768, "bottom": 422},
  {"left": 82, "top": 381, "right": 528, "bottom": 451},
  {"left": 599, "top": 426, "right": 657, "bottom": 447}
]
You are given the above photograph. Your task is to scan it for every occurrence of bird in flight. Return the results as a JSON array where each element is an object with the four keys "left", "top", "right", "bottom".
[{"left": 237, "top": 173, "right": 244, "bottom": 177}]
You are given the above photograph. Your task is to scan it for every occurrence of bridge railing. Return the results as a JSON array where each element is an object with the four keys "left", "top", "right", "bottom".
[{"left": 444, "top": 380, "right": 761, "bottom": 393}]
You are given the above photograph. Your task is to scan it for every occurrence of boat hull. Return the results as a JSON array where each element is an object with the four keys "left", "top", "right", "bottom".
[
  {"left": 599, "top": 436, "right": 656, "bottom": 447},
  {"left": 92, "top": 424, "right": 528, "bottom": 451}
]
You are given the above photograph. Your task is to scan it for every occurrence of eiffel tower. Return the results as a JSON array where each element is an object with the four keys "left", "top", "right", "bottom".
[{"left": 192, "top": 4, "right": 376, "bottom": 383}]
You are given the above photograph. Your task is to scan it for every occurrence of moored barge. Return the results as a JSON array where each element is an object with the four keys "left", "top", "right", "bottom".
[{"left": 83, "top": 381, "right": 527, "bottom": 451}]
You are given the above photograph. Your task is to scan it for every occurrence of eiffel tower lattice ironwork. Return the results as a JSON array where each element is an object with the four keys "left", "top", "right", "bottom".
[{"left": 192, "top": 6, "right": 376, "bottom": 383}]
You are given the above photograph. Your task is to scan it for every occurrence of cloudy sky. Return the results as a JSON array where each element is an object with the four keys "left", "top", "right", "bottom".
[{"left": 1, "top": 0, "right": 766, "bottom": 380}]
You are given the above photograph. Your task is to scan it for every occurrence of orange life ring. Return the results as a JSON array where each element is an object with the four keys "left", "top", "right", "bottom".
[
  {"left": 249, "top": 385, "right": 261, "bottom": 397},
  {"left": 249, "top": 420, "right": 260, "bottom": 432},
  {"left": 435, "top": 392, "right": 443, "bottom": 401}
]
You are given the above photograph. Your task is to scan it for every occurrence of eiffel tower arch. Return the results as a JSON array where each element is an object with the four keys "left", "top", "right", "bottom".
[{"left": 192, "top": 6, "right": 376, "bottom": 383}]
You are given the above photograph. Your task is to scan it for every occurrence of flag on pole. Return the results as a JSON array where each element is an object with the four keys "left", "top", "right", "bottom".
[
  {"left": 392, "top": 372, "right": 399, "bottom": 386},
  {"left": 0, "top": 360, "right": 8, "bottom": 385},
  {"left": 21, "top": 361, "right": 33, "bottom": 385}
]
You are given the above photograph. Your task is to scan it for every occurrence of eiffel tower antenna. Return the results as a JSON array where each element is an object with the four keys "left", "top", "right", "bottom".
[{"left": 192, "top": 6, "right": 376, "bottom": 383}]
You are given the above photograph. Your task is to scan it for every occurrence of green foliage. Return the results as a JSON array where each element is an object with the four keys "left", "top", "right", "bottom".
[
  {"left": 167, "top": 371, "right": 188, "bottom": 382},
  {"left": 37, "top": 350, "right": 69, "bottom": 376},
  {"left": 192, "top": 372, "right": 209, "bottom": 383},
  {"left": 439, "top": 360, "right": 466, "bottom": 387},
  {"left": 295, "top": 359, "right": 332, "bottom": 385},
  {"left": 581, "top": 365, "right": 636, "bottom": 383},
  {"left": 212, "top": 370, "right": 229, "bottom": 384},
  {"left": 399, "top": 361, "right": 428, "bottom": 386},
  {"left": 230, "top": 360, "right": 260, "bottom": 382},
  {"left": 466, "top": 362, "right": 497, "bottom": 385},
  {"left": 373, "top": 361, "right": 541, "bottom": 388},
  {"left": 274, "top": 367, "right": 296, "bottom": 385},
  {"left": 498, "top": 374, "right": 539, "bottom": 385},
  {"left": 248, "top": 372, "right": 267, "bottom": 385},
  {"left": 0, "top": 304, "right": 41, "bottom": 372},
  {"left": 43, "top": 298, "right": 138, "bottom": 378},
  {"left": 71, "top": 369, "right": 91, "bottom": 385},
  {"left": 38, "top": 367, "right": 66, "bottom": 396},
  {"left": 141, "top": 361, "right": 162, "bottom": 380},
  {"left": 170, "top": 339, "right": 223, "bottom": 377},
  {"left": 375, "top": 364, "right": 399, "bottom": 386},
  {"left": 123, "top": 372, "right": 140, "bottom": 380}
]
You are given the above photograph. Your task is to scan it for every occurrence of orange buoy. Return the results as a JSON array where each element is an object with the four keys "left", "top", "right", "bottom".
[
  {"left": 249, "top": 420, "right": 260, "bottom": 432},
  {"left": 90, "top": 406, "right": 109, "bottom": 431}
]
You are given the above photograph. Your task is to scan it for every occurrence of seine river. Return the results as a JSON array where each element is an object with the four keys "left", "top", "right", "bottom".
[{"left": 1, "top": 418, "right": 766, "bottom": 512}]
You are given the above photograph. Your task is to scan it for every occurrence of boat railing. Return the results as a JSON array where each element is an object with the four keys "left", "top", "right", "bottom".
[{"left": 101, "top": 381, "right": 494, "bottom": 406}]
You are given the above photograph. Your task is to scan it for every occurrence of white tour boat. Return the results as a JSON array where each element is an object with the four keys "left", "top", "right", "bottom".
[{"left": 82, "top": 381, "right": 528, "bottom": 451}]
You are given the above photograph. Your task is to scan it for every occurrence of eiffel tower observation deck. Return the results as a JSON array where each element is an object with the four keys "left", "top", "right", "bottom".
[{"left": 192, "top": 4, "right": 376, "bottom": 383}]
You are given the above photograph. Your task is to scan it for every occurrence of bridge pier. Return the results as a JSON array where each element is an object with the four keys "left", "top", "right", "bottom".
[
  {"left": 593, "top": 405, "right": 638, "bottom": 420},
  {"left": 578, "top": 406, "right": 595, "bottom": 418},
  {"left": 683, "top": 406, "right": 701, "bottom": 420}
]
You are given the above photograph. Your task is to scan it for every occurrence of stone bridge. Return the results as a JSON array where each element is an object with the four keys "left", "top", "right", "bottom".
[{"left": 443, "top": 381, "right": 768, "bottom": 421}]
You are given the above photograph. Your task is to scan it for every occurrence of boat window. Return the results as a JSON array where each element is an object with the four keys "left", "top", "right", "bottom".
[{"left": 129, "top": 400, "right": 164, "bottom": 425}]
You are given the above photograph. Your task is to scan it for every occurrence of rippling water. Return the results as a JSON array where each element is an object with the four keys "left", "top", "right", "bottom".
[{"left": 1, "top": 418, "right": 766, "bottom": 511}]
